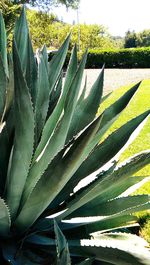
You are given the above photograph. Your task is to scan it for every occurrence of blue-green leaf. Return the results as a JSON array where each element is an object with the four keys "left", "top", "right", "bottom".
[
  {"left": 5, "top": 41, "right": 34, "bottom": 219},
  {"left": 0, "top": 109, "right": 14, "bottom": 196},
  {"left": 68, "top": 235, "right": 150, "bottom": 265},
  {"left": 0, "top": 11, "right": 8, "bottom": 77},
  {"left": 14, "top": 7, "right": 38, "bottom": 105},
  {"left": 48, "top": 34, "right": 70, "bottom": 94},
  {"left": 15, "top": 114, "right": 102, "bottom": 232},
  {"left": 25, "top": 234, "right": 55, "bottom": 246},
  {"left": 33, "top": 44, "right": 78, "bottom": 163},
  {"left": 0, "top": 198, "right": 10, "bottom": 236},
  {"left": 35, "top": 51, "right": 50, "bottom": 143},
  {"left": 59, "top": 151, "right": 150, "bottom": 220},
  {"left": 67, "top": 65, "right": 104, "bottom": 141},
  {"left": 54, "top": 220, "right": 71, "bottom": 265},
  {"left": 4, "top": 54, "right": 14, "bottom": 116},
  {"left": 41, "top": 45, "right": 48, "bottom": 72},
  {"left": 76, "top": 258, "right": 94, "bottom": 265},
  {"left": 67, "top": 195, "right": 150, "bottom": 219},
  {"left": 51, "top": 110, "right": 149, "bottom": 208},
  {"left": 64, "top": 214, "right": 137, "bottom": 238},
  {"left": 21, "top": 51, "right": 86, "bottom": 207},
  {"left": 0, "top": 55, "right": 7, "bottom": 120}
]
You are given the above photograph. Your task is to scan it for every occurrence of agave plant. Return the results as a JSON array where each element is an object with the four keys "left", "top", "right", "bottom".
[{"left": 0, "top": 7, "right": 150, "bottom": 265}]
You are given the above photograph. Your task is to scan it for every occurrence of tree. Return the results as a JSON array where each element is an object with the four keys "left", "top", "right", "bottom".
[
  {"left": 26, "top": 9, "right": 116, "bottom": 51},
  {"left": 11, "top": 0, "right": 80, "bottom": 9},
  {"left": 0, "top": 0, "right": 79, "bottom": 35},
  {"left": 124, "top": 30, "right": 137, "bottom": 48},
  {"left": 0, "top": 0, "right": 21, "bottom": 32},
  {"left": 26, "top": 9, "right": 70, "bottom": 49},
  {"left": 124, "top": 29, "right": 150, "bottom": 48},
  {"left": 136, "top": 29, "right": 150, "bottom": 47}
]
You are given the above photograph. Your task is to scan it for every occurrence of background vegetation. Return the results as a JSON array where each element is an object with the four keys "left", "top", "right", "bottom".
[
  {"left": 86, "top": 47, "right": 150, "bottom": 68},
  {"left": 124, "top": 29, "right": 150, "bottom": 48},
  {"left": 2, "top": 0, "right": 150, "bottom": 54},
  {"left": 26, "top": 9, "right": 119, "bottom": 51}
]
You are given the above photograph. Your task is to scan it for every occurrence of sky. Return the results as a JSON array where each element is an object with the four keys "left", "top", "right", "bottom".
[{"left": 53, "top": 0, "right": 150, "bottom": 36}]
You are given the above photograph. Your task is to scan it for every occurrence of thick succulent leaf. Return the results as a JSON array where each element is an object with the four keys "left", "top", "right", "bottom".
[
  {"left": 32, "top": 217, "right": 54, "bottom": 233},
  {"left": 115, "top": 151, "right": 150, "bottom": 176},
  {"left": 100, "top": 91, "right": 112, "bottom": 104},
  {"left": 0, "top": 122, "right": 5, "bottom": 133},
  {"left": 2, "top": 243, "right": 40, "bottom": 265},
  {"left": 0, "top": 11, "right": 8, "bottom": 77},
  {"left": 4, "top": 54, "right": 14, "bottom": 117},
  {"left": 20, "top": 137, "right": 75, "bottom": 213},
  {"left": 5, "top": 41, "right": 34, "bottom": 219},
  {"left": 67, "top": 65, "right": 104, "bottom": 141},
  {"left": 48, "top": 34, "right": 70, "bottom": 94},
  {"left": 54, "top": 220, "right": 71, "bottom": 265},
  {"left": 15, "top": 115, "right": 102, "bottom": 232},
  {"left": 79, "top": 176, "right": 150, "bottom": 216},
  {"left": 59, "top": 151, "right": 150, "bottom": 219},
  {"left": 25, "top": 234, "right": 55, "bottom": 246},
  {"left": 14, "top": 7, "right": 28, "bottom": 68},
  {"left": 78, "top": 75, "right": 87, "bottom": 105},
  {"left": 63, "top": 44, "right": 78, "bottom": 99},
  {"left": 2, "top": 244, "right": 18, "bottom": 265},
  {"left": 21, "top": 51, "right": 87, "bottom": 205},
  {"left": 94, "top": 231, "right": 149, "bottom": 244},
  {"left": 18, "top": 254, "right": 42, "bottom": 265},
  {"left": 58, "top": 248, "right": 71, "bottom": 265},
  {"left": 47, "top": 72, "right": 63, "bottom": 117},
  {"left": 35, "top": 52, "right": 50, "bottom": 143},
  {"left": 41, "top": 44, "right": 49, "bottom": 72},
  {"left": 33, "top": 44, "right": 78, "bottom": 163},
  {"left": 33, "top": 217, "right": 85, "bottom": 233},
  {"left": 51, "top": 110, "right": 150, "bottom": 208},
  {"left": 0, "top": 198, "right": 10, "bottom": 236},
  {"left": 76, "top": 258, "right": 94, "bottom": 265},
  {"left": 14, "top": 7, "right": 38, "bottom": 105},
  {"left": 0, "top": 109, "right": 14, "bottom": 196},
  {"left": 73, "top": 110, "right": 150, "bottom": 185},
  {"left": 68, "top": 235, "right": 150, "bottom": 265},
  {"left": 65, "top": 214, "right": 138, "bottom": 239},
  {"left": 25, "top": 35, "right": 38, "bottom": 106},
  {"left": 0, "top": 55, "right": 7, "bottom": 121},
  {"left": 99, "top": 81, "right": 141, "bottom": 127},
  {"left": 66, "top": 195, "right": 150, "bottom": 219},
  {"left": 55, "top": 220, "right": 68, "bottom": 254},
  {"left": 52, "top": 176, "right": 149, "bottom": 226}
]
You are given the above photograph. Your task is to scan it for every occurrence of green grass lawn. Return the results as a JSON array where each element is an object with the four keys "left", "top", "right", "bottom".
[{"left": 98, "top": 79, "right": 150, "bottom": 242}]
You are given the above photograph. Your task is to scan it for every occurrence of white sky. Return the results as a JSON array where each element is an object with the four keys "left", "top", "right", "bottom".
[{"left": 53, "top": 0, "right": 150, "bottom": 36}]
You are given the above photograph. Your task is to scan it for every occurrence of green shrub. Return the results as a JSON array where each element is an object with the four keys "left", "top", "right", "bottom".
[{"left": 86, "top": 47, "right": 150, "bottom": 68}]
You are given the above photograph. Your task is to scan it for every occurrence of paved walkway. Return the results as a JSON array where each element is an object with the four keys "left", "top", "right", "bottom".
[{"left": 84, "top": 69, "right": 150, "bottom": 95}]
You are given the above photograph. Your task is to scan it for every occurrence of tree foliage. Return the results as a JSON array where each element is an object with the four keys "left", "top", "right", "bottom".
[
  {"left": 0, "top": 0, "right": 79, "bottom": 34},
  {"left": 27, "top": 9, "right": 118, "bottom": 51},
  {"left": 124, "top": 30, "right": 137, "bottom": 48},
  {"left": 0, "top": 0, "right": 21, "bottom": 32},
  {"left": 124, "top": 29, "right": 150, "bottom": 48},
  {"left": 136, "top": 29, "right": 150, "bottom": 47},
  {"left": 11, "top": 0, "right": 80, "bottom": 9}
]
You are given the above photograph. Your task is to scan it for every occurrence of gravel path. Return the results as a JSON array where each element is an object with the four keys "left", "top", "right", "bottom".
[{"left": 84, "top": 69, "right": 150, "bottom": 95}]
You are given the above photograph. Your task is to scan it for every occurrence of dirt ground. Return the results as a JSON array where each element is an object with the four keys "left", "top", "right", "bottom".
[{"left": 84, "top": 68, "right": 150, "bottom": 95}]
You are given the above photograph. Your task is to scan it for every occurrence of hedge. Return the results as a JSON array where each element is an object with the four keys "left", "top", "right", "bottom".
[
  {"left": 48, "top": 47, "right": 150, "bottom": 68},
  {"left": 86, "top": 47, "right": 150, "bottom": 68}
]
